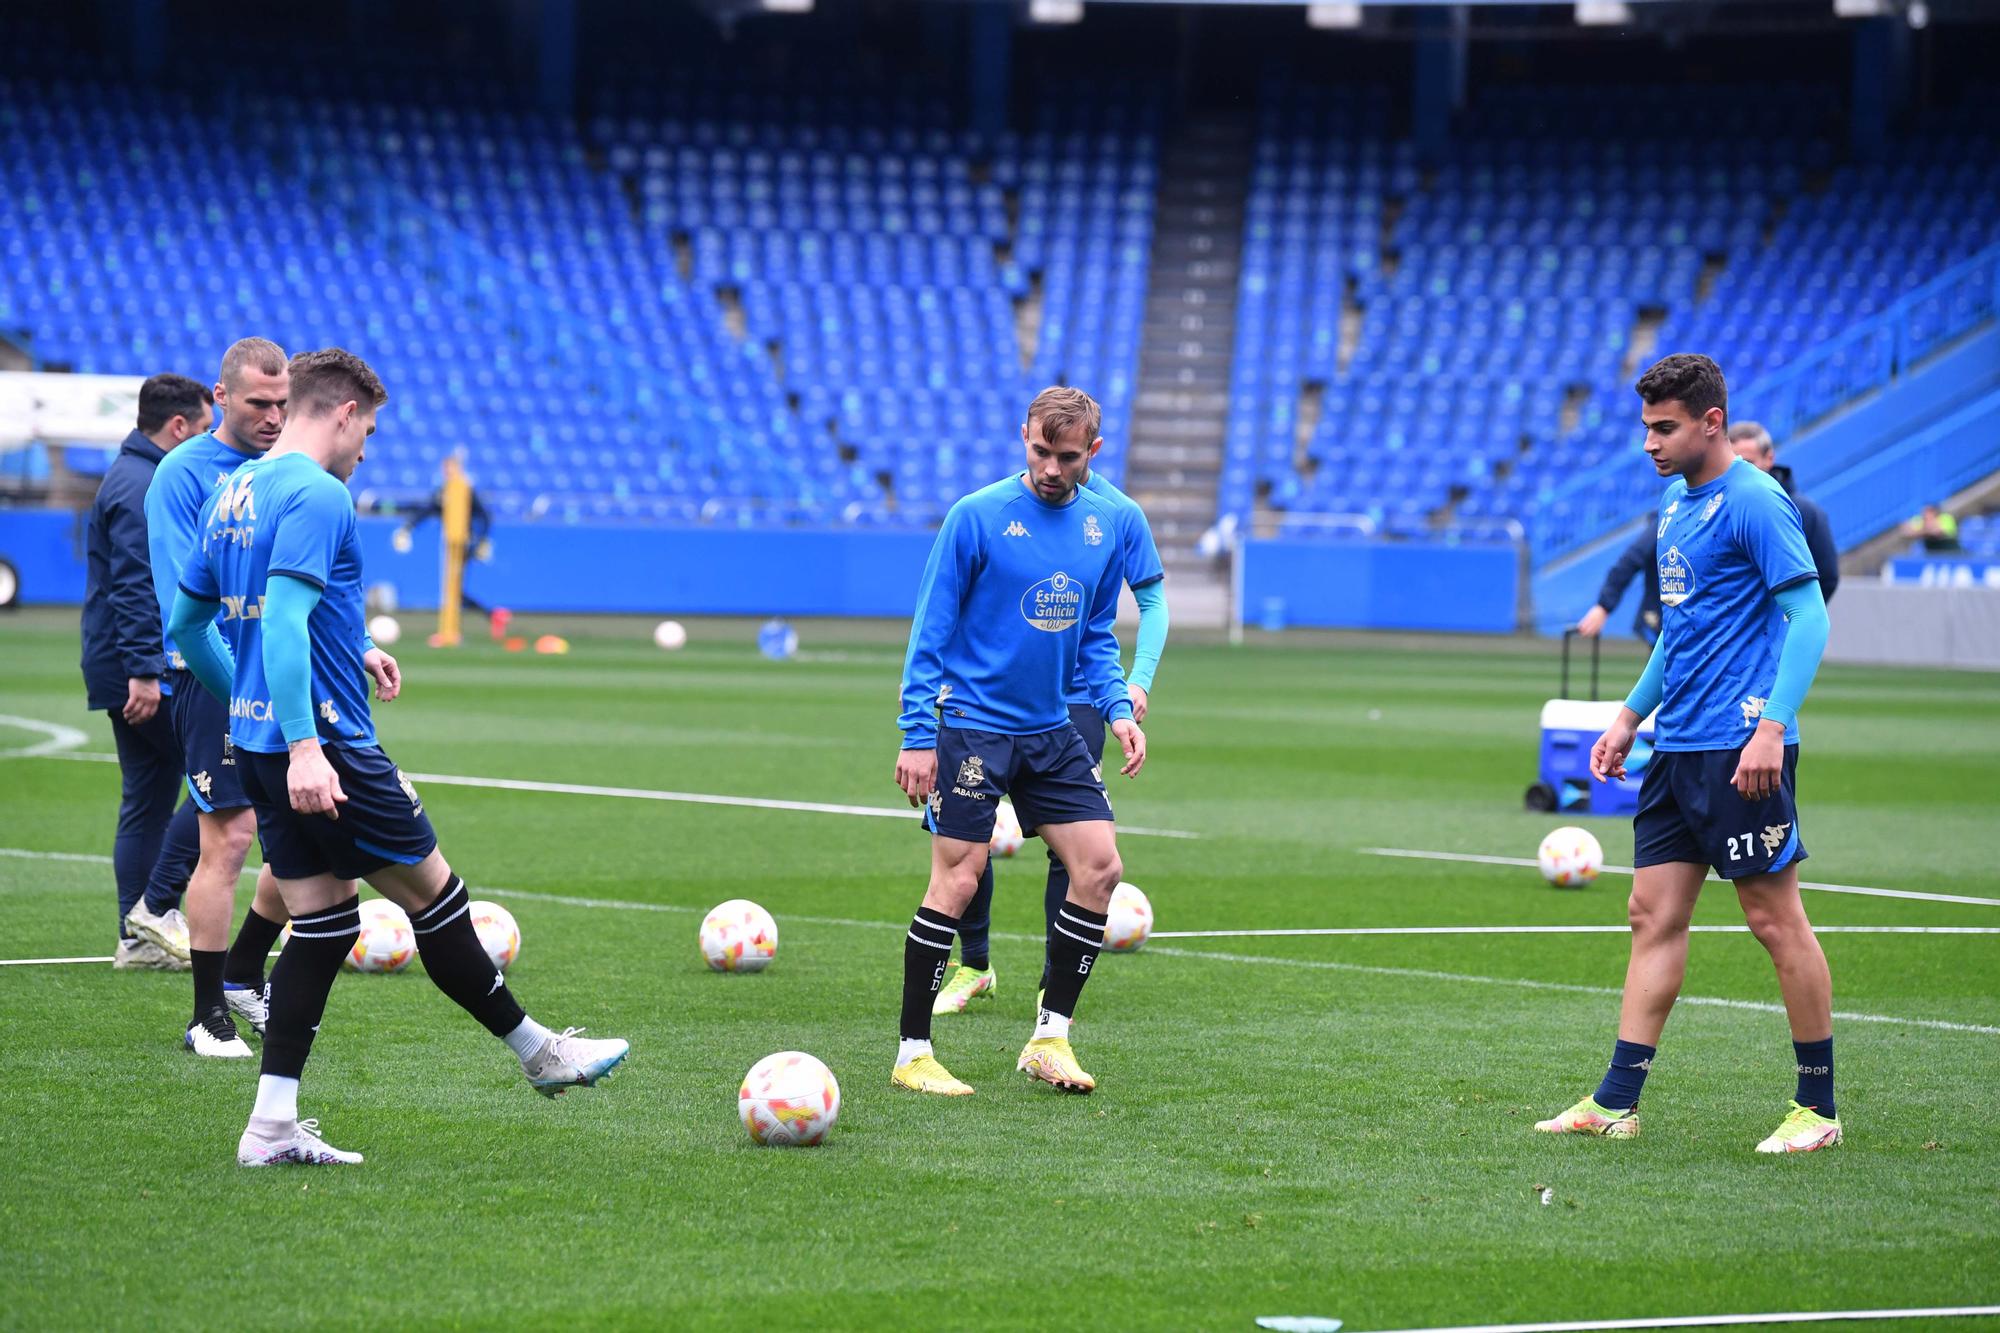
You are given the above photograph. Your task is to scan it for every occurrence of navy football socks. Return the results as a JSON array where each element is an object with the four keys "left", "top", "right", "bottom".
[
  {"left": 1793, "top": 1036, "right": 1835, "bottom": 1119},
  {"left": 1593, "top": 1038, "right": 1656, "bottom": 1111}
]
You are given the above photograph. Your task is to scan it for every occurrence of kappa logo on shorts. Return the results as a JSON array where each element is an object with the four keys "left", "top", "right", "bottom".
[
  {"left": 191, "top": 771, "right": 213, "bottom": 798},
  {"left": 1740, "top": 695, "right": 1768, "bottom": 726},
  {"left": 1003, "top": 520, "right": 1030, "bottom": 538},
  {"left": 928, "top": 789, "right": 942, "bottom": 815},
  {"left": 1083, "top": 514, "right": 1104, "bottom": 546},
  {"left": 394, "top": 768, "right": 424, "bottom": 815},
  {"left": 1760, "top": 823, "right": 1792, "bottom": 854},
  {"left": 957, "top": 753, "right": 985, "bottom": 789}
]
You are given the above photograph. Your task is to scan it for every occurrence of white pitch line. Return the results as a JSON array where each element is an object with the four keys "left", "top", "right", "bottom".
[
  {"left": 1153, "top": 925, "right": 2000, "bottom": 938},
  {"left": 401, "top": 769, "right": 1200, "bottom": 839},
  {"left": 1142, "top": 946, "right": 2000, "bottom": 1036},
  {"left": 1362, "top": 847, "right": 2000, "bottom": 908},
  {"left": 8, "top": 849, "right": 1988, "bottom": 1036},
  {"left": 1, "top": 742, "right": 1201, "bottom": 839},
  {"left": 0, "top": 715, "right": 91, "bottom": 759},
  {"left": 1361, "top": 1303, "right": 2000, "bottom": 1333},
  {"left": 0, "top": 955, "right": 117, "bottom": 967}
]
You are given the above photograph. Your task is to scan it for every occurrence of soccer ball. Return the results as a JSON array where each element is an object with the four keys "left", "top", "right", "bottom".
[
  {"left": 989, "top": 798, "right": 1024, "bottom": 858},
  {"left": 1104, "top": 881, "right": 1153, "bottom": 952},
  {"left": 367, "top": 614, "right": 401, "bottom": 647},
  {"left": 1538, "top": 826, "right": 1604, "bottom": 888},
  {"left": 653, "top": 619, "right": 688, "bottom": 651},
  {"left": 700, "top": 898, "right": 778, "bottom": 972},
  {"left": 346, "top": 898, "right": 415, "bottom": 973},
  {"left": 469, "top": 900, "right": 521, "bottom": 970},
  {"left": 738, "top": 1051, "right": 840, "bottom": 1147}
]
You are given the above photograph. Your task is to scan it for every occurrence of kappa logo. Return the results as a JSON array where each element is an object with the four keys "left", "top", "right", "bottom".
[
  {"left": 395, "top": 768, "right": 424, "bottom": 815},
  {"left": 1083, "top": 514, "right": 1104, "bottom": 547},
  {"left": 1760, "top": 822, "right": 1793, "bottom": 854},
  {"left": 938, "top": 684, "right": 953, "bottom": 705},
  {"left": 319, "top": 699, "right": 341, "bottom": 726},
  {"left": 191, "top": 771, "right": 213, "bottom": 798},
  {"left": 1003, "top": 520, "right": 1030, "bottom": 538},
  {"left": 1658, "top": 545, "right": 1696, "bottom": 607},
  {"left": 1657, "top": 500, "right": 1679, "bottom": 539},
  {"left": 957, "top": 753, "right": 985, "bottom": 789},
  {"left": 1740, "top": 695, "right": 1768, "bottom": 726},
  {"left": 928, "top": 790, "right": 943, "bottom": 815}
]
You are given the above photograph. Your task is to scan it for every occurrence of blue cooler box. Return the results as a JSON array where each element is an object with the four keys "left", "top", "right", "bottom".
[{"left": 1536, "top": 698, "right": 1655, "bottom": 816}]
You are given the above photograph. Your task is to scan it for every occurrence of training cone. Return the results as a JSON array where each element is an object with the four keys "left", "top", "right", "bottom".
[{"left": 534, "top": 634, "right": 570, "bottom": 655}]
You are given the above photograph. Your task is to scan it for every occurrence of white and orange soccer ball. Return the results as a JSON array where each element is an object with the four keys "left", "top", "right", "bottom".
[
  {"left": 989, "top": 798, "right": 1024, "bottom": 859},
  {"left": 1537, "top": 826, "right": 1604, "bottom": 888},
  {"left": 346, "top": 898, "right": 416, "bottom": 973},
  {"left": 700, "top": 899, "right": 778, "bottom": 972},
  {"left": 469, "top": 900, "right": 521, "bottom": 970},
  {"left": 1104, "top": 881, "right": 1153, "bottom": 952},
  {"left": 738, "top": 1051, "right": 840, "bottom": 1147}
]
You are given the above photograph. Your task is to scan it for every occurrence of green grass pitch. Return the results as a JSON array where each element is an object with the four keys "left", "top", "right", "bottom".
[{"left": 1, "top": 607, "right": 1995, "bottom": 1331}]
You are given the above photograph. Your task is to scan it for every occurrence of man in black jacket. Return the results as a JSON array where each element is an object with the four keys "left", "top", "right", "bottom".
[
  {"left": 1731, "top": 421, "right": 1839, "bottom": 603},
  {"left": 1576, "top": 527, "right": 1661, "bottom": 645},
  {"left": 80, "top": 374, "right": 212, "bottom": 969}
]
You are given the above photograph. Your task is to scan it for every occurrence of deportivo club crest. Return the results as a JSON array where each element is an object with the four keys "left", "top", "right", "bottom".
[
  {"left": 1083, "top": 514, "right": 1104, "bottom": 546},
  {"left": 957, "top": 753, "right": 985, "bottom": 789},
  {"left": 1700, "top": 492, "right": 1725, "bottom": 524},
  {"left": 1658, "top": 545, "right": 1695, "bottom": 607}
]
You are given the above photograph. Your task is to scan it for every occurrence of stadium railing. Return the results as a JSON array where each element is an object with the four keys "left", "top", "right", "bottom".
[{"left": 1527, "top": 237, "right": 2000, "bottom": 565}]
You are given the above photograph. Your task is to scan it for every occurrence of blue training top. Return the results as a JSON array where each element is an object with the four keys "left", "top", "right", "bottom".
[
  {"left": 180, "top": 451, "right": 377, "bottom": 754},
  {"left": 1653, "top": 457, "right": 1818, "bottom": 751},
  {"left": 1063, "top": 470, "right": 1166, "bottom": 707},
  {"left": 143, "top": 430, "right": 261, "bottom": 687},
  {"left": 900, "top": 473, "right": 1134, "bottom": 748}
]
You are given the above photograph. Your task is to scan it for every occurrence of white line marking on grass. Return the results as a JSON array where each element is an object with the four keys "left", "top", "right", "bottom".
[
  {"left": 0, "top": 715, "right": 90, "bottom": 759},
  {"left": 1142, "top": 946, "right": 2000, "bottom": 1036},
  {"left": 2, "top": 863, "right": 1994, "bottom": 1035},
  {"left": 1362, "top": 1303, "right": 2000, "bottom": 1333},
  {"left": 1153, "top": 925, "right": 2000, "bottom": 938},
  {"left": 0, "top": 955, "right": 116, "bottom": 967},
  {"left": 1362, "top": 847, "right": 2000, "bottom": 908},
  {"left": 4, "top": 740, "right": 1202, "bottom": 839}
]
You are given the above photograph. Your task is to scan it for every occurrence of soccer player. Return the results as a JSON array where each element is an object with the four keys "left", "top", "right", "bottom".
[
  {"left": 81, "top": 373, "right": 212, "bottom": 970},
  {"left": 892, "top": 385, "right": 1147, "bottom": 1096},
  {"left": 1536, "top": 354, "right": 1838, "bottom": 1154},
  {"left": 932, "top": 452, "right": 1167, "bottom": 1016},
  {"left": 169, "top": 349, "right": 628, "bottom": 1166},
  {"left": 139, "top": 338, "right": 294, "bottom": 1054}
]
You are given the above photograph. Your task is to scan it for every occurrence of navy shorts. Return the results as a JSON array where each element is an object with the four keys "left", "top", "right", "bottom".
[
  {"left": 923, "top": 721, "right": 1114, "bottom": 843},
  {"left": 1634, "top": 745, "right": 1808, "bottom": 881},
  {"left": 167, "top": 669, "right": 249, "bottom": 813},
  {"left": 240, "top": 744, "right": 439, "bottom": 881}
]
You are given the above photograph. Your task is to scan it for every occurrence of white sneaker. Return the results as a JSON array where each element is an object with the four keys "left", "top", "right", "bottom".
[
  {"left": 184, "top": 1010, "right": 253, "bottom": 1058},
  {"left": 520, "top": 1028, "right": 630, "bottom": 1097},
  {"left": 237, "top": 1117, "right": 364, "bottom": 1167},
  {"left": 224, "top": 982, "right": 268, "bottom": 1037},
  {"left": 113, "top": 938, "right": 188, "bottom": 971},
  {"left": 125, "top": 902, "right": 190, "bottom": 962}
]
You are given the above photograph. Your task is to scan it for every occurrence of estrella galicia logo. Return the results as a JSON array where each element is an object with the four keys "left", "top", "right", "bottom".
[
  {"left": 1020, "top": 571, "right": 1084, "bottom": 633},
  {"left": 1658, "top": 545, "right": 1696, "bottom": 607}
]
